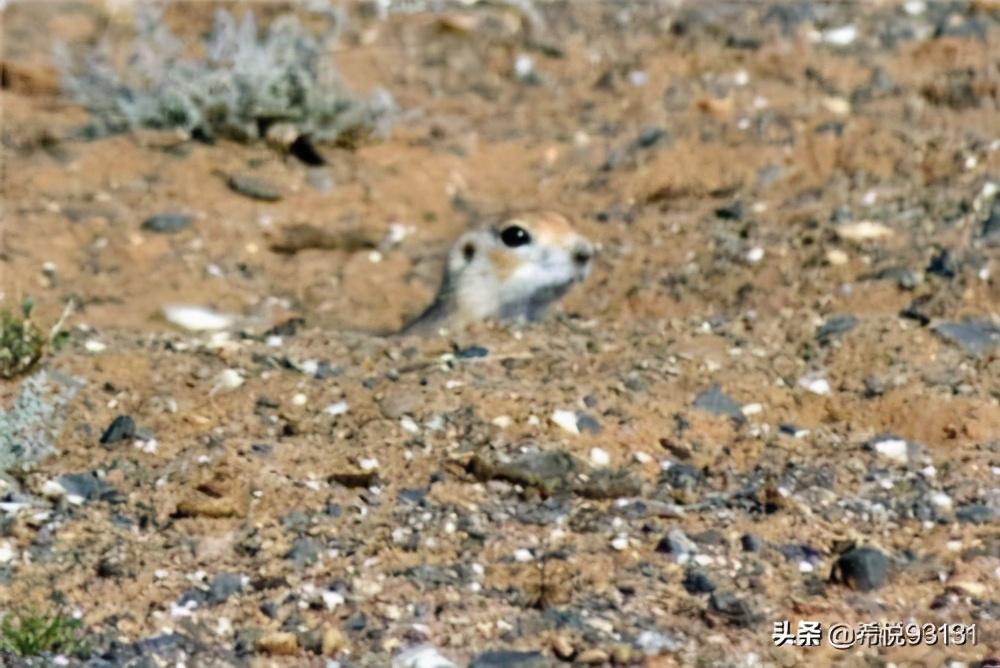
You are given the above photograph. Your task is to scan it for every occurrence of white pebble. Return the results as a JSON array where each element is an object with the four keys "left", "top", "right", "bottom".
[
  {"left": 400, "top": 416, "right": 419, "bottom": 434},
  {"left": 513, "top": 54, "right": 534, "bottom": 78},
  {"left": 211, "top": 369, "right": 244, "bottom": 394},
  {"left": 321, "top": 590, "right": 345, "bottom": 611},
  {"left": 628, "top": 70, "right": 648, "bottom": 87},
  {"left": 491, "top": 415, "right": 512, "bottom": 428},
  {"left": 798, "top": 373, "right": 831, "bottom": 395},
  {"left": 84, "top": 339, "right": 107, "bottom": 353},
  {"left": 0, "top": 541, "right": 16, "bottom": 563},
  {"left": 292, "top": 393, "right": 307, "bottom": 407},
  {"left": 215, "top": 617, "right": 233, "bottom": 637},
  {"left": 633, "top": 451, "right": 653, "bottom": 464},
  {"left": 41, "top": 479, "right": 66, "bottom": 498},
  {"left": 170, "top": 600, "right": 198, "bottom": 618},
  {"left": 928, "top": 492, "right": 953, "bottom": 513},
  {"left": 134, "top": 438, "right": 158, "bottom": 454},
  {"left": 324, "top": 401, "right": 349, "bottom": 416},
  {"left": 513, "top": 548, "right": 534, "bottom": 563},
  {"left": 392, "top": 646, "right": 458, "bottom": 668},
  {"left": 590, "top": 447, "right": 611, "bottom": 467},
  {"left": 551, "top": 409, "right": 579, "bottom": 435},
  {"left": 826, "top": 248, "right": 849, "bottom": 265},
  {"left": 610, "top": 535, "right": 629, "bottom": 551},
  {"left": 266, "top": 335, "right": 283, "bottom": 347},
  {"left": 359, "top": 457, "right": 380, "bottom": 472},
  {"left": 872, "top": 437, "right": 909, "bottom": 464},
  {"left": 741, "top": 403, "right": 763, "bottom": 416},
  {"left": 162, "top": 305, "right": 233, "bottom": 332},
  {"left": 823, "top": 24, "right": 857, "bottom": 46},
  {"left": 746, "top": 247, "right": 765, "bottom": 263},
  {"left": 836, "top": 221, "right": 893, "bottom": 241}
]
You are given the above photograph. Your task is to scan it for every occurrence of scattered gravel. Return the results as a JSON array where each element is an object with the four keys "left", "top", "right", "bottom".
[{"left": 3, "top": 2, "right": 998, "bottom": 665}]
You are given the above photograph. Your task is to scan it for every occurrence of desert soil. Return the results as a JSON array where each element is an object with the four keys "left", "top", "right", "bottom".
[{"left": 1, "top": 1, "right": 999, "bottom": 667}]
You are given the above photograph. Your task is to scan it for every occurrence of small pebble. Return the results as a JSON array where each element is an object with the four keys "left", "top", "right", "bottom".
[
  {"left": 513, "top": 548, "right": 534, "bottom": 562},
  {"left": 100, "top": 415, "right": 136, "bottom": 445},
  {"left": 551, "top": 409, "right": 579, "bottom": 435},
  {"left": 142, "top": 213, "right": 193, "bottom": 234},
  {"left": 836, "top": 221, "right": 893, "bottom": 241},
  {"left": 798, "top": 373, "right": 831, "bottom": 395},
  {"left": 590, "top": 447, "right": 610, "bottom": 466},
  {"left": 228, "top": 174, "right": 282, "bottom": 201},
  {"left": 163, "top": 305, "right": 233, "bottom": 332},
  {"left": 822, "top": 24, "right": 858, "bottom": 46},
  {"left": 869, "top": 436, "right": 912, "bottom": 464},
  {"left": 211, "top": 369, "right": 244, "bottom": 394},
  {"left": 610, "top": 535, "right": 629, "bottom": 551},
  {"left": 392, "top": 646, "right": 457, "bottom": 668},
  {"left": 831, "top": 547, "right": 889, "bottom": 591},
  {"left": 324, "top": 401, "right": 349, "bottom": 416}
]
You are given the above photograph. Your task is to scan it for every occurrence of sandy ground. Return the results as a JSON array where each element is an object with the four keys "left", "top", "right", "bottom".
[{"left": 1, "top": 1, "right": 999, "bottom": 666}]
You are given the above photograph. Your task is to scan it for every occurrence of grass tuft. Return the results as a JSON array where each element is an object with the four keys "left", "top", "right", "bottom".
[
  {"left": 54, "top": 3, "right": 395, "bottom": 146},
  {"left": 0, "top": 300, "right": 46, "bottom": 380},
  {"left": 0, "top": 609, "right": 89, "bottom": 658}
]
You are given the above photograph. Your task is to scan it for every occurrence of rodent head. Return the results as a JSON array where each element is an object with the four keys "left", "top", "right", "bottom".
[{"left": 446, "top": 210, "right": 594, "bottom": 325}]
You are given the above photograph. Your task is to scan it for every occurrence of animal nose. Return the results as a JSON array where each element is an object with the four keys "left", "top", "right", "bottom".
[{"left": 572, "top": 243, "right": 593, "bottom": 268}]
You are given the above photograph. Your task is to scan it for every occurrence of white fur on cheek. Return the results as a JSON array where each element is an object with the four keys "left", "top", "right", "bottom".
[{"left": 502, "top": 250, "right": 577, "bottom": 304}]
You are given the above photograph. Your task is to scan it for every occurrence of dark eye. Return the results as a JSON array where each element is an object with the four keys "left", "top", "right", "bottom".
[{"left": 500, "top": 225, "right": 531, "bottom": 248}]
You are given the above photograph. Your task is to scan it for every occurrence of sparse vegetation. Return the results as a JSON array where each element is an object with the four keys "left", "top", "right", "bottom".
[
  {"left": 0, "top": 300, "right": 45, "bottom": 380},
  {"left": 0, "top": 609, "right": 89, "bottom": 658},
  {"left": 54, "top": 3, "right": 395, "bottom": 145}
]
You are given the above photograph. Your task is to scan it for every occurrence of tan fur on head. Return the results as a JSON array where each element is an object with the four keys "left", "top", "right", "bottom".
[{"left": 401, "top": 210, "right": 594, "bottom": 335}]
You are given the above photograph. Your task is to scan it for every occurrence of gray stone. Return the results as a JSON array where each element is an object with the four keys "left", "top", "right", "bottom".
[
  {"left": 100, "top": 415, "right": 136, "bottom": 445},
  {"left": 932, "top": 320, "right": 1000, "bottom": 357},
  {"left": 693, "top": 385, "right": 744, "bottom": 422},
  {"left": 227, "top": 174, "right": 282, "bottom": 201},
  {"left": 831, "top": 547, "right": 889, "bottom": 591},
  {"left": 655, "top": 528, "right": 697, "bottom": 562},
  {"left": 141, "top": 213, "right": 192, "bottom": 234},
  {"left": 58, "top": 472, "right": 107, "bottom": 501},
  {"left": 285, "top": 537, "right": 321, "bottom": 568},
  {"left": 708, "top": 591, "right": 760, "bottom": 628},
  {"left": 955, "top": 503, "right": 996, "bottom": 524},
  {"left": 208, "top": 572, "right": 244, "bottom": 605},
  {"left": 469, "top": 651, "right": 550, "bottom": 668},
  {"left": 816, "top": 314, "right": 858, "bottom": 344}
]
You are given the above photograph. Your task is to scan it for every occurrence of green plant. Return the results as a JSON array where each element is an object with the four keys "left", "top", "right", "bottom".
[
  {"left": 0, "top": 300, "right": 45, "bottom": 380},
  {"left": 0, "top": 609, "right": 89, "bottom": 658},
  {"left": 54, "top": 3, "right": 395, "bottom": 145}
]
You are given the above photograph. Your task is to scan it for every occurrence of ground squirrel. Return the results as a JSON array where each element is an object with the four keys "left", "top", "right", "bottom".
[{"left": 401, "top": 210, "right": 594, "bottom": 335}]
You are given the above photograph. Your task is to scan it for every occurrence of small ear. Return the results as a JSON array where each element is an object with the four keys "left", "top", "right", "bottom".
[{"left": 449, "top": 232, "right": 479, "bottom": 273}]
